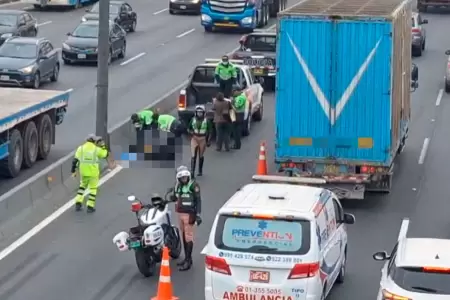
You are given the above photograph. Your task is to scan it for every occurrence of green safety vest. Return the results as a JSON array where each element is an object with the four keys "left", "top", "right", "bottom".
[
  {"left": 158, "top": 115, "right": 176, "bottom": 132},
  {"left": 138, "top": 110, "right": 153, "bottom": 125},
  {"left": 191, "top": 118, "right": 207, "bottom": 135},
  {"left": 74, "top": 142, "right": 108, "bottom": 177},
  {"left": 215, "top": 63, "right": 236, "bottom": 81},
  {"left": 233, "top": 94, "right": 247, "bottom": 112},
  {"left": 176, "top": 180, "right": 194, "bottom": 208}
]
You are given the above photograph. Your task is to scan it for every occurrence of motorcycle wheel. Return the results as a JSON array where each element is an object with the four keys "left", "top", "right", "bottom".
[
  {"left": 135, "top": 249, "right": 156, "bottom": 277},
  {"left": 168, "top": 227, "right": 182, "bottom": 259}
]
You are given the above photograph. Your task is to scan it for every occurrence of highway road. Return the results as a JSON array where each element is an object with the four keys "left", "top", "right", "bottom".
[
  {"left": 0, "top": 5, "right": 448, "bottom": 300},
  {"left": 0, "top": 0, "right": 278, "bottom": 194}
]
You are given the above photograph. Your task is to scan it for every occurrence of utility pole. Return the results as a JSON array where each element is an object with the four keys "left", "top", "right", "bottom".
[{"left": 95, "top": 0, "right": 110, "bottom": 146}]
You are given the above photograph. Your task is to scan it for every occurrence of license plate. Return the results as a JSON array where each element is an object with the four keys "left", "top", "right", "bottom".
[
  {"left": 77, "top": 53, "right": 86, "bottom": 59},
  {"left": 0, "top": 75, "right": 9, "bottom": 80},
  {"left": 324, "top": 164, "right": 339, "bottom": 174},
  {"left": 129, "top": 240, "right": 141, "bottom": 248},
  {"left": 253, "top": 68, "right": 264, "bottom": 75},
  {"left": 180, "top": 5, "right": 186, "bottom": 9},
  {"left": 249, "top": 270, "right": 270, "bottom": 283}
]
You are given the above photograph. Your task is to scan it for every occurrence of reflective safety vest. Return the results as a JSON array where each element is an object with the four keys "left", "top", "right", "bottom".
[
  {"left": 158, "top": 115, "right": 176, "bottom": 132},
  {"left": 176, "top": 180, "right": 195, "bottom": 212},
  {"left": 138, "top": 110, "right": 153, "bottom": 125},
  {"left": 74, "top": 141, "right": 108, "bottom": 177},
  {"left": 191, "top": 118, "right": 207, "bottom": 136}
]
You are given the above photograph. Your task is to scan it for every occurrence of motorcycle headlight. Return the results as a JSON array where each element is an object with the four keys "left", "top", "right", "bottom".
[{"left": 19, "top": 65, "right": 33, "bottom": 74}]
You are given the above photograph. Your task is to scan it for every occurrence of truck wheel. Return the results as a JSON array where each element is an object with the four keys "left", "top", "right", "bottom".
[
  {"left": 0, "top": 129, "right": 23, "bottom": 178},
  {"left": 22, "top": 121, "right": 38, "bottom": 169},
  {"left": 36, "top": 114, "right": 53, "bottom": 160}
]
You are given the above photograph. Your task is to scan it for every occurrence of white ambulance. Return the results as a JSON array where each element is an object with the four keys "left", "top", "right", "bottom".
[{"left": 201, "top": 175, "right": 355, "bottom": 300}]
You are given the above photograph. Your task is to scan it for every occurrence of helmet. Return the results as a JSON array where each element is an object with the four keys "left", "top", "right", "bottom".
[
  {"left": 195, "top": 105, "right": 206, "bottom": 118},
  {"left": 176, "top": 168, "right": 191, "bottom": 183},
  {"left": 86, "top": 134, "right": 100, "bottom": 143},
  {"left": 150, "top": 193, "right": 163, "bottom": 206},
  {"left": 130, "top": 113, "right": 139, "bottom": 123},
  {"left": 176, "top": 165, "right": 189, "bottom": 173}
]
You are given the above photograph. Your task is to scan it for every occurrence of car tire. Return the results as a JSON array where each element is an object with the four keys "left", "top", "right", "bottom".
[
  {"left": 33, "top": 4, "right": 42, "bottom": 9},
  {"left": 252, "top": 98, "right": 263, "bottom": 122},
  {"left": 445, "top": 82, "right": 450, "bottom": 93},
  {"left": 418, "top": 4, "right": 427, "bottom": 12},
  {"left": 31, "top": 27, "right": 37, "bottom": 37},
  {"left": 422, "top": 40, "right": 426, "bottom": 50},
  {"left": 63, "top": 59, "right": 71, "bottom": 65},
  {"left": 0, "top": 129, "right": 23, "bottom": 178},
  {"left": 130, "top": 20, "right": 137, "bottom": 32},
  {"left": 336, "top": 250, "right": 347, "bottom": 284},
  {"left": 50, "top": 63, "right": 59, "bottom": 82},
  {"left": 32, "top": 72, "right": 40, "bottom": 89},
  {"left": 204, "top": 26, "right": 213, "bottom": 32},
  {"left": 118, "top": 42, "right": 126, "bottom": 59},
  {"left": 169, "top": 9, "right": 175, "bottom": 14},
  {"left": 22, "top": 121, "right": 38, "bottom": 169},
  {"left": 412, "top": 46, "right": 422, "bottom": 57}
]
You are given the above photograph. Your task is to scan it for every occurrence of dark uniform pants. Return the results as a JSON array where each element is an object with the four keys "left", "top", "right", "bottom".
[
  {"left": 219, "top": 79, "right": 233, "bottom": 98},
  {"left": 216, "top": 122, "right": 231, "bottom": 150}
]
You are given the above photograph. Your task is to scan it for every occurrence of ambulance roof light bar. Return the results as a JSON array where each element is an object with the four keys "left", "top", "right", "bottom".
[
  {"left": 204, "top": 58, "right": 244, "bottom": 65},
  {"left": 252, "top": 175, "right": 326, "bottom": 185}
]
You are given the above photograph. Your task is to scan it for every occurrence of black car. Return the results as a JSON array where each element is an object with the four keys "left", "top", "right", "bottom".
[
  {"left": 62, "top": 20, "right": 126, "bottom": 65},
  {"left": 169, "top": 0, "right": 201, "bottom": 15},
  {"left": 0, "top": 10, "right": 38, "bottom": 46},
  {"left": 0, "top": 37, "right": 59, "bottom": 89},
  {"left": 82, "top": 1, "right": 137, "bottom": 32}
]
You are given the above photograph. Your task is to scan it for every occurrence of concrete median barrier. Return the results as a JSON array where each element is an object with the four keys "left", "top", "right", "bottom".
[{"left": 0, "top": 87, "right": 180, "bottom": 246}]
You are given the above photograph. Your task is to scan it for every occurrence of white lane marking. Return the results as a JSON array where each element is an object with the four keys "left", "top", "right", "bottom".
[
  {"left": 120, "top": 52, "right": 146, "bottom": 66},
  {"left": 436, "top": 89, "right": 443, "bottom": 106},
  {"left": 153, "top": 8, "right": 168, "bottom": 15},
  {"left": 37, "top": 21, "right": 52, "bottom": 27},
  {"left": 0, "top": 166, "right": 123, "bottom": 262},
  {"left": 176, "top": 28, "right": 195, "bottom": 38},
  {"left": 418, "top": 137, "right": 430, "bottom": 165},
  {"left": 0, "top": 19, "right": 286, "bottom": 260}
]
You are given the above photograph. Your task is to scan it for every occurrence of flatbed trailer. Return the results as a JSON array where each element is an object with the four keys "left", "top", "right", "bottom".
[{"left": 0, "top": 88, "right": 72, "bottom": 178}]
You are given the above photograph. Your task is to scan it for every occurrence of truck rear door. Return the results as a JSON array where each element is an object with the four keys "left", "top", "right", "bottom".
[
  {"left": 276, "top": 18, "right": 333, "bottom": 160},
  {"left": 330, "top": 20, "right": 392, "bottom": 163}
]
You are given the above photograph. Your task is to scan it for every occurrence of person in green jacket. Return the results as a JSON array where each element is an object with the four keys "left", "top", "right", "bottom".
[
  {"left": 215, "top": 55, "right": 237, "bottom": 98},
  {"left": 152, "top": 113, "right": 185, "bottom": 137},
  {"left": 71, "top": 134, "right": 109, "bottom": 213},
  {"left": 231, "top": 89, "right": 247, "bottom": 149},
  {"left": 131, "top": 110, "right": 157, "bottom": 155}
]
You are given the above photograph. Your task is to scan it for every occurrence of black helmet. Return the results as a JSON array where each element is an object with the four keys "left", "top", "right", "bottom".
[
  {"left": 131, "top": 113, "right": 139, "bottom": 123},
  {"left": 150, "top": 193, "right": 163, "bottom": 206}
]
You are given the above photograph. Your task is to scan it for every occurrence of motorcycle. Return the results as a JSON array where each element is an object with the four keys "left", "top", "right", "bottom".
[{"left": 112, "top": 189, "right": 182, "bottom": 277}]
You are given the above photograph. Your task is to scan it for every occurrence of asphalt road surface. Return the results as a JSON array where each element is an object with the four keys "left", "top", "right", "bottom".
[
  {"left": 0, "top": 5, "right": 449, "bottom": 300},
  {"left": 0, "top": 0, "right": 280, "bottom": 193}
]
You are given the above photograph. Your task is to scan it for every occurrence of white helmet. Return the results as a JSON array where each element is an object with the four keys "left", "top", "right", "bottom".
[
  {"left": 176, "top": 169, "right": 191, "bottom": 181},
  {"left": 195, "top": 105, "right": 206, "bottom": 112}
]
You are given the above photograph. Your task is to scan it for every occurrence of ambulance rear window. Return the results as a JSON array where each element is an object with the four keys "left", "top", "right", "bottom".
[{"left": 214, "top": 215, "right": 311, "bottom": 255}]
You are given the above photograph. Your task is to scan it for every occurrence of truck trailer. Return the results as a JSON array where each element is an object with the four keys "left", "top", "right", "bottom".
[
  {"left": 0, "top": 88, "right": 72, "bottom": 178},
  {"left": 274, "top": 0, "right": 412, "bottom": 199}
]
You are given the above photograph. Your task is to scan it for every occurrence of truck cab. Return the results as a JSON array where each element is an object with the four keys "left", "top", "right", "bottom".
[{"left": 177, "top": 59, "right": 264, "bottom": 137}]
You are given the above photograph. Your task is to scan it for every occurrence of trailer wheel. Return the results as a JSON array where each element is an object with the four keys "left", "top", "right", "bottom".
[
  {"left": 0, "top": 129, "right": 23, "bottom": 178},
  {"left": 22, "top": 121, "right": 38, "bottom": 169},
  {"left": 37, "top": 114, "right": 53, "bottom": 160}
]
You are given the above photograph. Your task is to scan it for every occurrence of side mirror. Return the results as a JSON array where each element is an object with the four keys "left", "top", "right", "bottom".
[
  {"left": 66, "top": 32, "right": 71, "bottom": 36},
  {"left": 167, "top": 187, "right": 175, "bottom": 194},
  {"left": 373, "top": 251, "right": 390, "bottom": 261},
  {"left": 239, "top": 35, "right": 247, "bottom": 46},
  {"left": 421, "top": 19, "right": 428, "bottom": 24},
  {"left": 256, "top": 76, "right": 264, "bottom": 86},
  {"left": 127, "top": 195, "right": 136, "bottom": 202},
  {"left": 343, "top": 213, "right": 355, "bottom": 224},
  {"left": 445, "top": 50, "right": 450, "bottom": 56}
]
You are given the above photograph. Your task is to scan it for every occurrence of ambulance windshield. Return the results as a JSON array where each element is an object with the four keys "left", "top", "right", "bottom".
[{"left": 214, "top": 215, "right": 311, "bottom": 255}]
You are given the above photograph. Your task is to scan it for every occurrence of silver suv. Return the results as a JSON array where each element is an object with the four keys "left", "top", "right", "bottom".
[{"left": 412, "top": 12, "right": 428, "bottom": 57}]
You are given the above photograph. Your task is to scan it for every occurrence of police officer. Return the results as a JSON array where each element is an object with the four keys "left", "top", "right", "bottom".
[
  {"left": 188, "top": 105, "right": 212, "bottom": 176},
  {"left": 215, "top": 55, "right": 237, "bottom": 98},
  {"left": 171, "top": 168, "right": 202, "bottom": 271},
  {"left": 231, "top": 89, "right": 247, "bottom": 150},
  {"left": 152, "top": 112, "right": 185, "bottom": 137},
  {"left": 131, "top": 110, "right": 157, "bottom": 154},
  {"left": 71, "top": 134, "right": 109, "bottom": 213}
]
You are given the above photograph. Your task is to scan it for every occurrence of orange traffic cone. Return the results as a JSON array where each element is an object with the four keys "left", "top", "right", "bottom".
[
  {"left": 256, "top": 141, "right": 268, "bottom": 175},
  {"left": 151, "top": 247, "right": 178, "bottom": 300}
]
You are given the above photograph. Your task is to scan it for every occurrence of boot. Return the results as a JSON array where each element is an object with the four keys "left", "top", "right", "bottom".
[
  {"left": 197, "top": 157, "right": 204, "bottom": 176},
  {"left": 86, "top": 206, "right": 96, "bottom": 213},
  {"left": 177, "top": 238, "right": 187, "bottom": 266},
  {"left": 190, "top": 157, "right": 196, "bottom": 177},
  {"left": 179, "top": 241, "right": 193, "bottom": 271},
  {"left": 75, "top": 203, "right": 82, "bottom": 211}
]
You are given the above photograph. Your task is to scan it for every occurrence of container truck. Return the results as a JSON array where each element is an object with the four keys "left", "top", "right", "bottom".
[
  {"left": 0, "top": 88, "right": 72, "bottom": 178},
  {"left": 274, "top": 0, "right": 412, "bottom": 199},
  {"left": 200, "top": 0, "right": 286, "bottom": 32}
]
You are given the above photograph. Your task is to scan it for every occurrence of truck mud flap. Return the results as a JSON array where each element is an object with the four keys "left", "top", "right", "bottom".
[
  {"left": 365, "top": 174, "right": 392, "bottom": 193},
  {"left": 326, "top": 184, "right": 365, "bottom": 200}
]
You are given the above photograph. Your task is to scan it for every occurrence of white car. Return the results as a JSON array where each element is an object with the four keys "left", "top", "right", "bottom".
[
  {"left": 373, "top": 218, "right": 450, "bottom": 300},
  {"left": 201, "top": 175, "right": 355, "bottom": 300}
]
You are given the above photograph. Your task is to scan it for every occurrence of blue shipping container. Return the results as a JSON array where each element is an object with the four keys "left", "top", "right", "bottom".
[{"left": 275, "top": 16, "right": 402, "bottom": 166}]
